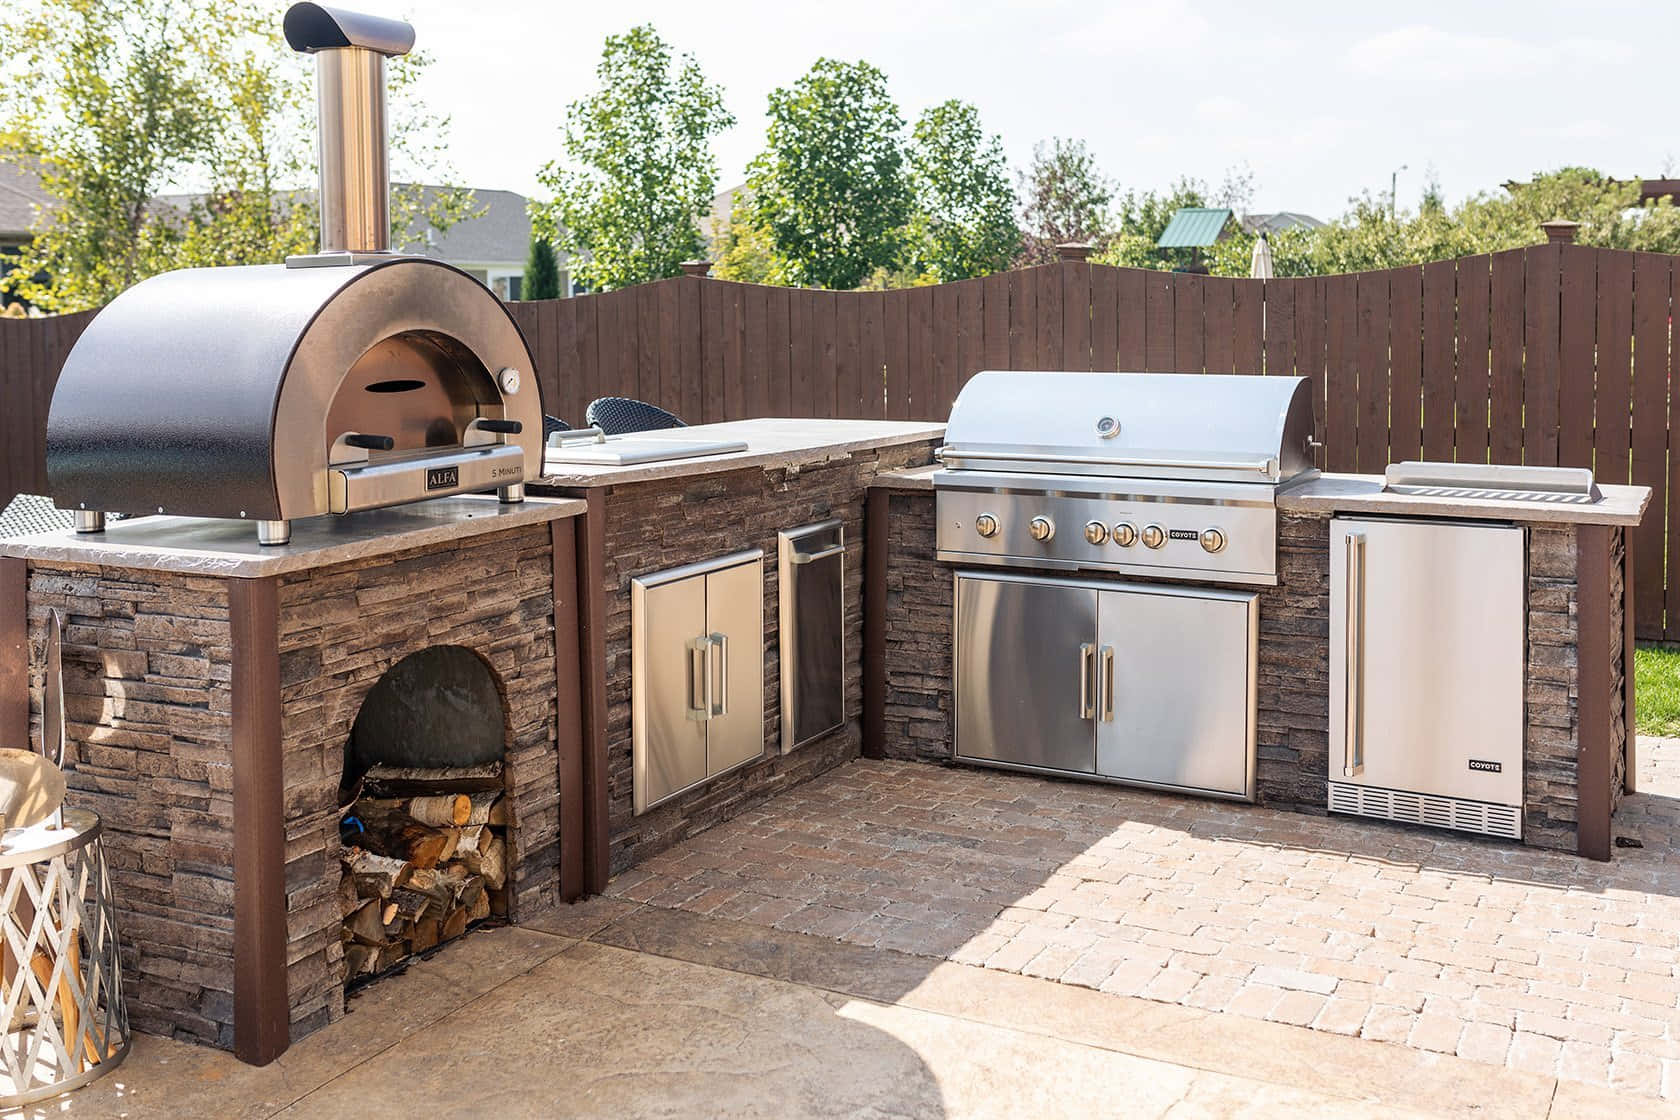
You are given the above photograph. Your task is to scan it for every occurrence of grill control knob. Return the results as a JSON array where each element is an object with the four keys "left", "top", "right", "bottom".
[
  {"left": 1029, "top": 517, "right": 1055, "bottom": 542},
  {"left": 1200, "top": 528, "right": 1227, "bottom": 554},
  {"left": 974, "top": 513, "right": 999, "bottom": 539},
  {"left": 1140, "top": 524, "right": 1165, "bottom": 549},
  {"left": 1111, "top": 523, "right": 1137, "bottom": 548},
  {"left": 1083, "top": 520, "right": 1108, "bottom": 545}
]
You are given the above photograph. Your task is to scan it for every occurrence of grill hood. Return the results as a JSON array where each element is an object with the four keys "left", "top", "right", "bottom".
[{"left": 939, "top": 371, "right": 1319, "bottom": 486}]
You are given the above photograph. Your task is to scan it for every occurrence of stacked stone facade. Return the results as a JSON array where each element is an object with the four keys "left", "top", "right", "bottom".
[
  {"left": 24, "top": 522, "right": 559, "bottom": 1050},
  {"left": 876, "top": 487, "right": 1619, "bottom": 854},
  {"left": 575, "top": 439, "right": 939, "bottom": 875}
]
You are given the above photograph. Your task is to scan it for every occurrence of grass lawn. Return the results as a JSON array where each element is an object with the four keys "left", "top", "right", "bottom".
[{"left": 1636, "top": 644, "right": 1680, "bottom": 737}]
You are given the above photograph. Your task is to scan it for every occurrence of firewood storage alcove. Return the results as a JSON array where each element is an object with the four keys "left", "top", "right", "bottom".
[{"left": 336, "top": 646, "right": 512, "bottom": 985}]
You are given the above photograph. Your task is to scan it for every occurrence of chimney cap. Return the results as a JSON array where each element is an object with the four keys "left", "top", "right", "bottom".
[{"left": 284, "top": 3, "right": 414, "bottom": 56}]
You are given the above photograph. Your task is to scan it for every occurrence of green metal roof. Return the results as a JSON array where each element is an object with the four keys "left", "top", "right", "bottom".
[{"left": 1156, "top": 207, "right": 1234, "bottom": 248}]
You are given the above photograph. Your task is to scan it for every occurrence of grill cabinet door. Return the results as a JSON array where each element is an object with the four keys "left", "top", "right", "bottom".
[
  {"left": 703, "top": 556, "right": 766, "bottom": 777},
  {"left": 955, "top": 573, "right": 1097, "bottom": 773},
  {"left": 1096, "top": 586, "right": 1257, "bottom": 799},
  {"left": 631, "top": 570, "right": 709, "bottom": 814}
]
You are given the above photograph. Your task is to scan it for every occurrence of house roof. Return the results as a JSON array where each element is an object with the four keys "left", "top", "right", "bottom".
[
  {"left": 702, "top": 184, "right": 745, "bottom": 249},
  {"left": 0, "top": 157, "right": 52, "bottom": 241},
  {"left": 1157, "top": 208, "right": 1235, "bottom": 248},
  {"left": 397, "top": 186, "right": 531, "bottom": 267}
]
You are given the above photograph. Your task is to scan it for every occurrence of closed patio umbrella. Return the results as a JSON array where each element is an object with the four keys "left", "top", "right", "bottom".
[{"left": 1250, "top": 231, "right": 1275, "bottom": 280}]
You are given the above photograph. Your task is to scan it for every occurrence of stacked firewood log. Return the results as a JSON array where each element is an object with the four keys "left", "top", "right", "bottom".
[{"left": 337, "top": 766, "right": 509, "bottom": 981}]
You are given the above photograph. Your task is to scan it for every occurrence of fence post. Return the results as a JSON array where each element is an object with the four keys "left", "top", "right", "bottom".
[
  {"left": 680, "top": 260, "right": 712, "bottom": 277},
  {"left": 1540, "top": 220, "right": 1579, "bottom": 244},
  {"left": 1055, "top": 243, "right": 1093, "bottom": 262}
]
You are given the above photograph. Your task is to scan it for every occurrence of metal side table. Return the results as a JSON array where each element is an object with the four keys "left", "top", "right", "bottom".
[{"left": 0, "top": 809, "right": 129, "bottom": 1106}]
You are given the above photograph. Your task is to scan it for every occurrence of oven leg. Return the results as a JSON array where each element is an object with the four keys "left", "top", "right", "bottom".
[
  {"left": 72, "top": 510, "right": 106, "bottom": 534},
  {"left": 256, "top": 520, "right": 292, "bottom": 546},
  {"left": 497, "top": 483, "right": 526, "bottom": 504}
]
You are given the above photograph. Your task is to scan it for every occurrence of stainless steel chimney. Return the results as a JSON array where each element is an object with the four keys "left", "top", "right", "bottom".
[{"left": 282, "top": 3, "right": 415, "bottom": 255}]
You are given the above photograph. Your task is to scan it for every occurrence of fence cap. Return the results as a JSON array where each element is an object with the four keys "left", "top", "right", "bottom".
[
  {"left": 1054, "top": 242, "right": 1094, "bottom": 262},
  {"left": 679, "top": 260, "right": 713, "bottom": 277},
  {"left": 1540, "top": 219, "right": 1580, "bottom": 244}
]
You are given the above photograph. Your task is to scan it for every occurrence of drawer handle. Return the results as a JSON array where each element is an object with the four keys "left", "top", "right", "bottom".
[{"left": 790, "top": 543, "right": 844, "bottom": 565}]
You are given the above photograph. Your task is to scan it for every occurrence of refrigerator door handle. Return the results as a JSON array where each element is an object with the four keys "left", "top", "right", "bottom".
[
  {"left": 1344, "top": 532, "right": 1366, "bottom": 778},
  {"left": 1078, "top": 643, "right": 1096, "bottom": 720}
]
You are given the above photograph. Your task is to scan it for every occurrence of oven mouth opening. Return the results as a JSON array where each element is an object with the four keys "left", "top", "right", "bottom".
[
  {"left": 338, "top": 645, "right": 513, "bottom": 990},
  {"left": 364, "top": 378, "right": 428, "bottom": 393}
]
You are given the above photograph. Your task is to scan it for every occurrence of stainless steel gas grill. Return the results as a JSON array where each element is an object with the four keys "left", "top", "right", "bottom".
[
  {"left": 44, "top": 4, "right": 543, "bottom": 546},
  {"left": 934, "top": 371, "right": 1318, "bottom": 585},
  {"left": 935, "top": 371, "right": 1319, "bottom": 802}
]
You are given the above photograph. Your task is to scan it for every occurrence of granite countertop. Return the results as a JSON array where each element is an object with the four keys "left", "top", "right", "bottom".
[
  {"left": 530, "top": 418, "right": 945, "bottom": 490},
  {"left": 1278, "top": 474, "right": 1650, "bottom": 527},
  {"left": 870, "top": 465, "right": 940, "bottom": 491},
  {"left": 0, "top": 495, "right": 586, "bottom": 577}
]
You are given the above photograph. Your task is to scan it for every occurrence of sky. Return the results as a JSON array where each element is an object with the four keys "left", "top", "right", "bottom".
[{"left": 388, "top": 0, "right": 1676, "bottom": 222}]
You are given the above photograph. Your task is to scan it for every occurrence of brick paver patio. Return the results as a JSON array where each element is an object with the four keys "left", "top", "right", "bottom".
[{"left": 607, "top": 741, "right": 1680, "bottom": 1101}]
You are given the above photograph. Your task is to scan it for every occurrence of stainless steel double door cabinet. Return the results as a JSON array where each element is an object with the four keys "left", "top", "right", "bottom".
[
  {"left": 632, "top": 550, "right": 766, "bottom": 814},
  {"left": 954, "top": 571, "right": 1258, "bottom": 800}
]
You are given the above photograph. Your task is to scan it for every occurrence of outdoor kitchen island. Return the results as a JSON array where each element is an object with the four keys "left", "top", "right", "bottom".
[
  {"left": 868, "top": 465, "right": 1648, "bottom": 863},
  {"left": 528, "top": 418, "right": 943, "bottom": 878}
]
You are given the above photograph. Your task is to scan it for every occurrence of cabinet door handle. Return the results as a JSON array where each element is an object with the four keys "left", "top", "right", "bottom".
[
  {"left": 1100, "top": 646, "right": 1115, "bottom": 722},
  {"left": 1344, "top": 532, "right": 1366, "bottom": 778},
  {"left": 1078, "top": 643, "right": 1096, "bottom": 720},
  {"left": 688, "top": 636, "right": 712, "bottom": 720},
  {"left": 710, "top": 633, "right": 728, "bottom": 717}
]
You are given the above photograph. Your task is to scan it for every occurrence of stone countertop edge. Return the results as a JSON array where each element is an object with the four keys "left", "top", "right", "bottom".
[
  {"left": 869, "top": 465, "right": 940, "bottom": 491},
  {"left": 529, "top": 418, "right": 945, "bottom": 490},
  {"left": 1277, "top": 473, "right": 1650, "bottom": 527},
  {"left": 0, "top": 495, "right": 587, "bottom": 577}
]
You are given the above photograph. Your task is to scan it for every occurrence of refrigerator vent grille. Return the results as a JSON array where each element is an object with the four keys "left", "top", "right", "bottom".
[{"left": 1328, "top": 783, "right": 1521, "bottom": 840}]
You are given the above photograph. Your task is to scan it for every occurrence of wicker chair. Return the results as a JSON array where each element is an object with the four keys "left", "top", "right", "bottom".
[{"left": 584, "top": 397, "right": 687, "bottom": 435}]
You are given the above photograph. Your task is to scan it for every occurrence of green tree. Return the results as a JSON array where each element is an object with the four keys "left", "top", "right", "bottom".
[
  {"left": 713, "top": 193, "right": 789, "bottom": 285},
  {"left": 904, "top": 100, "right": 1019, "bottom": 282},
  {"left": 745, "top": 58, "right": 909, "bottom": 290},
  {"left": 523, "top": 236, "right": 562, "bottom": 300},
  {"left": 533, "top": 25, "right": 732, "bottom": 292},
  {"left": 1, "top": 0, "right": 473, "bottom": 312},
  {"left": 1015, "top": 138, "right": 1112, "bottom": 266}
]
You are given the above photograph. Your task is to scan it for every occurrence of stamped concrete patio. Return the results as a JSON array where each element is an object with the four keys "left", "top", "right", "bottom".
[
  {"left": 7, "top": 745, "right": 1678, "bottom": 1118},
  {"left": 606, "top": 739, "right": 1680, "bottom": 1104}
]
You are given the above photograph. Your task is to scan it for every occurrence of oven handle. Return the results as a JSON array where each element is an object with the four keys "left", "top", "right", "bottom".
[
  {"left": 1343, "top": 532, "right": 1366, "bottom": 778},
  {"left": 1079, "top": 643, "right": 1095, "bottom": 720}
]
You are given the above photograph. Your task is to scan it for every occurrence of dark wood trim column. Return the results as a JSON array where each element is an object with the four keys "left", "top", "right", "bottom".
[
  {"left": 862, "top": 487, "right": 889, "bottom": 760},
  {"left": 550, "top": 517, "right": 587, "bottom": 900},
  {"left": 576, "top": 489, "right": 611, "bottom": 892},
  {"left": 1576, "top": 525, "right": 1613, "bottom": 862},
  {"left": 228, "top": 576, "right": 289, "bottom": 1065},
  {"left": 1623, "top": 526, "right": 1638, "bottom": 796},
  {"left": 0, "top": 558, "right": 26, "bottom": 751}
]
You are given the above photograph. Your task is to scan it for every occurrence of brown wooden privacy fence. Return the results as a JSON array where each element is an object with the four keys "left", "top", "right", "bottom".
[
  {"left": 504, "top": 247, "right": 1677, "bottom": 640},
  {"left": 1, "top": 249, "right": 1676, "bottom": 637}
]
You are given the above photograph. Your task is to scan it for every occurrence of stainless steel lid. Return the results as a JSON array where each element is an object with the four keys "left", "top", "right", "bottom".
[{"left": 937, "top": 371, "right": 1318, "bottom": 485}]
